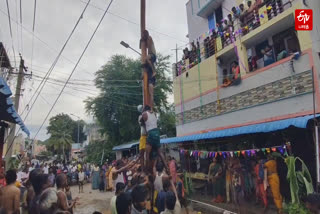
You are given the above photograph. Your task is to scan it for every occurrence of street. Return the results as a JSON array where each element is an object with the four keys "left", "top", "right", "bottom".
[{"left": 71, "top": 183, "right": 111, "bottom": 214}]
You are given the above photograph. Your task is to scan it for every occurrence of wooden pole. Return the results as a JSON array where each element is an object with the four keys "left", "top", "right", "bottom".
[{"left": 140, "top": 0, "right": 150, "bottom": 107}]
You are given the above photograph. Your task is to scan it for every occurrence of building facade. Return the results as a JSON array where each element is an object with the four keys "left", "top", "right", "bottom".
[{"left": 174, "top": 0, "right": 320, "bottom": 137}]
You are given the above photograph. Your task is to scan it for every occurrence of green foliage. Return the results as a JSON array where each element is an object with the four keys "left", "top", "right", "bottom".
[
  {"left": 158, "top": 105, "right": 176, "bottom": 137},
  {"left": 84, "top": 140, "right": 115, "bottom": 164},
  {"left": 284, "top": 203, "right": 311, "bottom": 214},
  {"left": 7, "top": 157, "right": 19, "bottom": 170},
  {"left": 285, "top": 156, "right": 314, "bottom": 204},
  {"left": 46, "top": 114, "right": 76, "bottom": 160},
  {"left": 85, "top": 54, "right": 173, "bottom": 146}
]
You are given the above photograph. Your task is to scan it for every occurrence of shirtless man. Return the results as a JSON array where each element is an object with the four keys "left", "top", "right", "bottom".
[
  {"left": 141, "top": 30, "right": 157, "bottom": 107},
  {"left": 0, "top": 169, "right": 20, "bottom": 214}
]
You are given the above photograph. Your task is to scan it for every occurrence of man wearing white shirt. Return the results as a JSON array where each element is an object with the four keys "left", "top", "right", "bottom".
[
  {"left": 78, "top": 168, "right": 85, "bottom": 193},
  {"left": 43, "top": 163, "right": 49, "bottom": 174}
]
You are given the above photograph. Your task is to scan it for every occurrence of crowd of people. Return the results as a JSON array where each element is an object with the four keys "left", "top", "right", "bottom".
[
  {"left": 107, "top": 156, "right": 188, "bottom": 214},
  {"left": 176, "top": 0, "right": 288, "bottom": 76},
  {"left": 0, "top": 160, "right": 98, "bottom": 214}
]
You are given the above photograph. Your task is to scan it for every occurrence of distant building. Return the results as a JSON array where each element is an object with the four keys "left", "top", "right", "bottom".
[{"left": 83, "top": 123, "right": 105, "bottom": 146}]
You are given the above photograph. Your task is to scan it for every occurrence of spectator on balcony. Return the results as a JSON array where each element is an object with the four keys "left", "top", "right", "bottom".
[
  {"left": 227, "top": 14, "right": 234, "bottom": 32},
  {"left": 261, "top": 46, "right": 275, "bottom": 67},
  {"left": 183, "top": 48, "right": 189, "bottom": 61},
  {"left": 232, "top": 6, "right": 240, "bottom": 19},
  {"left": 247, "top": 1, "right": 254, "bottom": 13},
  {"left": 204, "top": 37, "right": 209, "bottom": 59},
  {"left": 190, "top": 42, "right": 197, "bottom": 65},
  {"left": 209, "top": 34, "right": 216, "bottom": 57},
  {"left": 222, "top": 69, "right": 232, "bottom": 87},
  {"left": 231, "top": 61, "right": 241, "bottom": 85},
  {"left": 196, "top": 41, "right": 201, "bottom": 63},
  {"left": 239, "top": 3, "right": 246, "bottom": 24}
]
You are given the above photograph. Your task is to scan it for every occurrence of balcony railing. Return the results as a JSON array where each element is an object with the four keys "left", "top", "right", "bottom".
[{"left": 175, "top": 0, "right": 293, "bottom": 77}]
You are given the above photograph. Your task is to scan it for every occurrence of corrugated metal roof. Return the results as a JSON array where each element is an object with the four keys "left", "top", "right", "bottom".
[
  {"left": 160, "top": 114, "right": 318, "bottom": 144},
  {"left": 112, "top": 141, "right": 139, "bottom": 151}
]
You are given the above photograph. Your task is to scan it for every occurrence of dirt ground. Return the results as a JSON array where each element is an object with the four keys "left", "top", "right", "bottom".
[
  {"left": 70, "top": 183, "right": 201, "bottom": 214},
  {"left": 71, "top": 183, "right": 111, "bottom": 214}
]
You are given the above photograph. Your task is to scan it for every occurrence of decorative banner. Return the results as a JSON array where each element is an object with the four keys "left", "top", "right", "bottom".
[
  {"left": 216, "top": 37, "right": 223, "bottom": 52},
  {"left": 259, "top": 5, "right": 268, "bottom": 25},
  {"left": 180, "top": 145, "right": 288, "bottom": 159}
]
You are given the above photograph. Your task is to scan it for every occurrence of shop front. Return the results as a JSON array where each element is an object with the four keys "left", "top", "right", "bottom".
[{"left": 161, "top": 114, "right": 319, "bottom": 213}]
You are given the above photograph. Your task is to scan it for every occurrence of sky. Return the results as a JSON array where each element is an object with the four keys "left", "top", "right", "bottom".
[{"left": 0, "top": 0, "right": 188, "bottom": 141}]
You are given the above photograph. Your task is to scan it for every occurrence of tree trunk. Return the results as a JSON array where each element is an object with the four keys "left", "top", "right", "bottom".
[{"left": 62, "top": 144, "right": 65, "bottom": 163}]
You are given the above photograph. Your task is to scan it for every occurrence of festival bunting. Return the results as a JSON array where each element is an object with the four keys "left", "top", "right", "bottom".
[{"left": 179, "top": 145, "right": 289, "bottom": 159}]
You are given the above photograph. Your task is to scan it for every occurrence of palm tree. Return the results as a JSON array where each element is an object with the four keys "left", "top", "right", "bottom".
[{"left": 47, "top": 115, "right": 74, "bottom": 162}]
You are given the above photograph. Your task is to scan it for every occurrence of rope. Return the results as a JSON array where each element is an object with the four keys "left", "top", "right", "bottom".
[
  {"left": 197, "top": 48, "right": 203, "bottom": 115},
  {"left": 178, "top": 64, "right": 185, "bottom": 124}
]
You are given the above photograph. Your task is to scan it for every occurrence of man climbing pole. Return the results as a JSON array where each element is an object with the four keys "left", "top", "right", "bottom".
[
  {"left": 140, "top": 30, "right": 157, "bottom": 108},
  {"left": 138, "top": 105, "right": 147, "bottom": 172},
  {"left": 140, "top": 105, "right": 168, "bottom": 174}
]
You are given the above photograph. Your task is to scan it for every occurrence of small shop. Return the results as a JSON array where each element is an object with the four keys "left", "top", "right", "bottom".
[
  {"left": 112, "top": 141, "right": 139, "bottom": 160},
  {"left": 161, "top": 114, "right": 319, "bottom": 213}
]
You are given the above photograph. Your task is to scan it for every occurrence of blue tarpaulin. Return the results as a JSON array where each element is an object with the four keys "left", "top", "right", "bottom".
[
  {"left": 160, "top": 114, "right": 318, "bottom": 144},
  {"left": 112, "top": 141, "right": 139, "bottom": 151},
  {"left": 0, "top": 77, "right": 30, "bottom": 136}
]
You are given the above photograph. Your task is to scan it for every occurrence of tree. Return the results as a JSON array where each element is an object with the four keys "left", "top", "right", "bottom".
[
  {"left": 85, "top": 54, "right": 173, "bottom": 146},
  {"left": 46, "top": 114, "right": 76, "bottom": 161},
  {"left": 158, "top": 105, "right": 176, "bottom": 138},
  {"left": 85, "top": 140, "right": 115, "bottom": 164}
]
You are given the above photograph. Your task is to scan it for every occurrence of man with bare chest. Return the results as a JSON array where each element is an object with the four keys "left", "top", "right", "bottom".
[{"left": 0, "top": 169, "right": 20, "bottom": 214}]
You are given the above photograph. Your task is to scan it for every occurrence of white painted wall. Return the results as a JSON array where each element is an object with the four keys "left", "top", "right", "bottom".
[{"left": 186, "top": 0, "right": 209, "bottom": 42}]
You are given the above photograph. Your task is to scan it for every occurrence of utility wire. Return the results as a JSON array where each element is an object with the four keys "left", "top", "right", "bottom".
[
  {"left": 19, "top": 0, "right": 92, "bottom": 119},
  {"left": 5, "top": 0, "right": 17, "bottom": 68},
  {"left": 14, "top": 0, "right": 20, "bottom": 53},
  {"left": 31, "top": 0, "right": 115, "bottom": 143},
  {"left": 30, "top": 0, "right": 37, "bottom": 76},
  {"left": 19, "top": 0, "right": 23, "bottom": 55},
  {"left": 0, "top": 8, "right": 95, "bottom": 77},
  {"left": 4, "top": 0, "right": 93, "bottom": 156},
  {"left": 79, "top": 0, "right": 187, "bottom": 44}
]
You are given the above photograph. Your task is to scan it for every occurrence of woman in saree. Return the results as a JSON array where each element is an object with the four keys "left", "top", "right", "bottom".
[
  {"left": 91, "top": 164, "right": 100, "bottom": 190},
  {"left": 264, "top": 155, "right": 283, "bottom": 213},
  {"left": 208, "top": 157, "right": 224, "bottom": 203}
]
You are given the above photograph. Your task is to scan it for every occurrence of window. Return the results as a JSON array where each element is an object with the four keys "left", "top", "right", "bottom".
[{"left": 215, "top": 6, "right": 223, "bottom": 24}]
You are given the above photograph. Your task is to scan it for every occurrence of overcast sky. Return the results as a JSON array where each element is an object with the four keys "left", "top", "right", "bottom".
[{"left": 0, "top": 0, "right": 188, "bottom": 141}]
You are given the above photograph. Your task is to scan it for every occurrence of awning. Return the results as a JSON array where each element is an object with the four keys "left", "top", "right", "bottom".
[
  {"left": 112, "top": 141, "right": 139, "bottom": 151},
  {"left": 197, "top": 0, "right": 224, "bottom": 18},
  {"left": 0, "top": 77, "right": 30, "bottom": 136},
  {"left": 161, "top": 115, "right": 318, "bottom": 144}
]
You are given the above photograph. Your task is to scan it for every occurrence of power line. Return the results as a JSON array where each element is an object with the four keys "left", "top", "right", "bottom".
[
  {"left": 19, "top": 0, "right": 92, "bottom": 121},
  {"left": 19, "top": 0, "right": 23, "bottom": 55},
  {"left": 3, "top": 0, "right": 93, "bottom": 156},
  {"left": 14, "top": 0, "right": 20, "bottom": 53},
  {"left": 0, "top": 7, "right": 95, "bottom": 77},
  {"left": 31, "top": 0, "right": 115, "bottom": 143},
  {"left": 5, "top": 0, "right": 17, "bottom": 68},
  {"left": 79, "top": 0, "right": 188, "bottom": 44},
  {"left": 30, "top": 0, "right": 37, "bottom": 76}
]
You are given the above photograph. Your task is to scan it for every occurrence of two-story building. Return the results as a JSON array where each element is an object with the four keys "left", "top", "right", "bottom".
[
  {"left": 0, "top": 42, "right": 30, "bottom": 166},
  {"left": 160, "top": 0, "right": 320, "bottom": 204}
]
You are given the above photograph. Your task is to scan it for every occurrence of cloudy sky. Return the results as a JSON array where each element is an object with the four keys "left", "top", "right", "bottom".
[{"left": 0, "top": 0, "right": 188, "bottom": 140}]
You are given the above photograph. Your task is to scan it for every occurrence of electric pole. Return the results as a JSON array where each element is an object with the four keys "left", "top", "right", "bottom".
[
  {"left": 140, "top": 0, "right": 149, "bottom": 107},
  {"left": 5, "top": 55, "right": 28, "bottom": 167}
]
